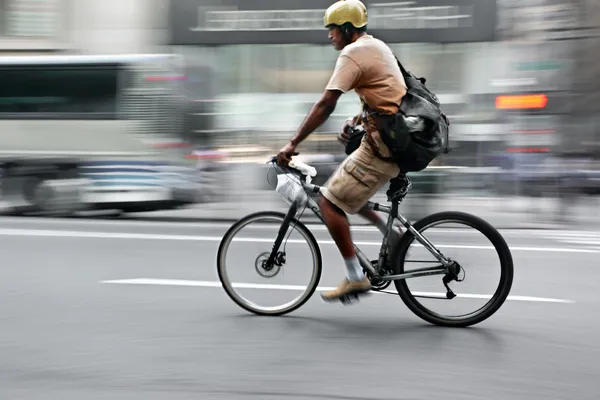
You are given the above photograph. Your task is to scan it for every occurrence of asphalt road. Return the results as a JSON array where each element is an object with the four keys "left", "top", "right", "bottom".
[{"left": 0, "top": 217, "right": 599, "bottom": 400}]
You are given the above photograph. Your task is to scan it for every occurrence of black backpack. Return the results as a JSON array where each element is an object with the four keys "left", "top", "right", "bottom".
[{"left": 351, "top": 57, "right": 450, "bottom": 172}]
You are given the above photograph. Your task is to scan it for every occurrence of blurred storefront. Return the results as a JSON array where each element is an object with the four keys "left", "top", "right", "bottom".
[
  {"left": 167, "top": 0, "right": 597, "bottom": 174},
  {"left": 168, "top": 0, "right": 499, "bottom": 161}
]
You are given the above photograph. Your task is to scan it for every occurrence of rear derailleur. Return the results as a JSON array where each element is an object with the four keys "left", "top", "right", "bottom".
[{"left": 442, "top": 260, "right": 464, "bottom": 299}]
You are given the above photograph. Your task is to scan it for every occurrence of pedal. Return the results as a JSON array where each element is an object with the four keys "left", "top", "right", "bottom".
[{"left": 322, "top": 291, "right": 371, "bottom": 305}]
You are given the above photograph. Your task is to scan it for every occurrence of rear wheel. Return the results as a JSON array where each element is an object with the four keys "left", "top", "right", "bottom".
[{"left": 392, "top": 211, "right": 514, "bottom": 327}]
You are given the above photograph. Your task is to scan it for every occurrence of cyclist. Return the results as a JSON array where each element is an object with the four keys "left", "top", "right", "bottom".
[{"left": 276, "top": 0, "right": 408, "bottom": 301}]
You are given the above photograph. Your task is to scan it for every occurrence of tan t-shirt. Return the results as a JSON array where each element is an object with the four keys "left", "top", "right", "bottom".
[{"left": 326, "top": 34, "right": 407, "bottom": 158}]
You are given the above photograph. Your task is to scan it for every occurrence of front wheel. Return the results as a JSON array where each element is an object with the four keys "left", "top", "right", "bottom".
[
  {"left": 217, "top": 211, "right": 323, "bottom": 316},
  {"left": 392, "top": 211, "right": 514, "bottom": 327}
]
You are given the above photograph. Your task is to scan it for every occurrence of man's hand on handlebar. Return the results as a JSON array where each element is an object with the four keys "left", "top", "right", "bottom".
[{"left": 276, "top": 141, "right": 298, "bottom": 166}]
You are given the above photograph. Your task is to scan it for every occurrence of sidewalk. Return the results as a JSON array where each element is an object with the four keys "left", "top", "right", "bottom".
[{"left": 132, "top": 190, "right": 600, "bottom": 230}]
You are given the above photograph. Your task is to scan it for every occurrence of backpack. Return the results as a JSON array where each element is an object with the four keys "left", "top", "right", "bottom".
[{"left": 369, "top": 56, "right": 451, "bottom": 172}]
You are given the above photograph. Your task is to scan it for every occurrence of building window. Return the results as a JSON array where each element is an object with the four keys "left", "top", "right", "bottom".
[{"left": 2, "top": 0, "right": 60, "bottom": 37}]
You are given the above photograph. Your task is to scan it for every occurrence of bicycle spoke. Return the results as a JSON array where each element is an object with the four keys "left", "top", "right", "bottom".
[{"left": 393, "top": 212, "right": 513, "bottom": 327}]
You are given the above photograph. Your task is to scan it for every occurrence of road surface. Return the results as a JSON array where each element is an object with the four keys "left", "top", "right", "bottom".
[{"left": 0, "top": 217, "right": 598, "bottom": 399}]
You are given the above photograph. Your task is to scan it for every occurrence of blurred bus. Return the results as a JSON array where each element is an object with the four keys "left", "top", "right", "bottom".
[{"left": 0, "top": 53, "right": 199, "bottom": 215}]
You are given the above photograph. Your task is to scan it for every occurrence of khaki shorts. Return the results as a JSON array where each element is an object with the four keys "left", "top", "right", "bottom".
[{"left": 322, "top": 140, "right": 400, "bottom": 214}]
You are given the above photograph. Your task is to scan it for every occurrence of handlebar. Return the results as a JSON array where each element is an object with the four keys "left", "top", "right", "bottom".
[{"left": 268, "top": 155, "right": 318, "bottom": 184}]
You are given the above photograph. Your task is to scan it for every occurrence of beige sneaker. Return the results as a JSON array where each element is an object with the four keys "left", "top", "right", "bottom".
[{"left": 321, "top": 278, "right": 372, "bottom": 302}]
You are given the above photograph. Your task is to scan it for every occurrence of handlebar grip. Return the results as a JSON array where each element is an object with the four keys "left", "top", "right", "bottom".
[{"left": 269, "top": 152, "right": 300, "bottom": 163}]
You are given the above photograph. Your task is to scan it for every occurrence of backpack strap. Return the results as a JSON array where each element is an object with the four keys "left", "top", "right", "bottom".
[
  {"left": 394, "top": 55, "right": 410, "bottom": 77},
  {"left": 394, "top": 55, "right": 426, "bottom": 85}
]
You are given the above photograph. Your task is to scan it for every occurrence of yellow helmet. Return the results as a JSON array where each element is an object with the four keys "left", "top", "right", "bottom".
[{"left": 323, "top": 0, "right": 368, "bottom": 29}]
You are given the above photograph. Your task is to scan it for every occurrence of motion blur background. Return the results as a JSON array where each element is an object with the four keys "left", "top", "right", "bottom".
[
  {"left": 3, "top": 4, "right": 600, "bottom": 399},
  {"left": 2, "top": 0, "right": 600, "bottom": 228}
]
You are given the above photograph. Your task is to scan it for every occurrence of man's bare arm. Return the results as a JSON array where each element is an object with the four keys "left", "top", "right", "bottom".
[{"left": 290, "top": 89, "right": 343, "bottom": 146}]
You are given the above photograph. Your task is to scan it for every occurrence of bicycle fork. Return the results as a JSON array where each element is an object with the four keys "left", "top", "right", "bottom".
[
  {"left": 265, "top": 196, "right": 385, "bottom": 280},
  {"left": 265, "top": 199, "right": 299, "bottom": 268}
]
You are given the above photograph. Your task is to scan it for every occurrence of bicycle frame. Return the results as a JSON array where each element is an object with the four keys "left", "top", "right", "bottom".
[
  {"left": 283, "top": 172, "right": 453, "bottom": 282},
  {"left": 222, "top": 160, "right": 513, "bottom": 321}
]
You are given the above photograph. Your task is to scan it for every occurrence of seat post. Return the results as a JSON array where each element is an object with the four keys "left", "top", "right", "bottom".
[{"left": 390, "top": 197, "right": 399, "bottom": 220}]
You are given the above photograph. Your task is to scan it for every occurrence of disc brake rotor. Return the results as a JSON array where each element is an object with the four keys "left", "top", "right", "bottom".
[{"left": 255, "top": 251, "right": 283, "bottom": 278}]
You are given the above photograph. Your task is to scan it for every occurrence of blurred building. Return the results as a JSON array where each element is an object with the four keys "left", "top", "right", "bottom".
[
  {"left": 3, "top": 0, "right": 598, "bottom": 171},
  {"left": 166, "top": 0, "right": 492, "bottom": 161},
  {"left": 0, "top": 0, "right": 169, "bottom": 55},
  {"left": 164, "top": 0, "right": 598, "bottom": 170}
]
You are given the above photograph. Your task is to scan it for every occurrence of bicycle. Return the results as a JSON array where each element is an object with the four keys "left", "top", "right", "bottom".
[{"left": 216, "top": 156, "right": 514, "bottom": 327}]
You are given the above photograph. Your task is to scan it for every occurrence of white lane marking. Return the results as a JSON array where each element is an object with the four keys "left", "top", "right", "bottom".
[
  {"left": 544, "top": 232, "right": 600, "bottom": 238},
  {"left": 0, "top": 218, "right": 510, "bottom": 235},
  {"left": 555, "top": 239, "right": 600, "bottom": 246},
  {"left": 0, "top": 218, "right": 398, "bottom": 232},
  {"left": 100, "top": 278, "right": 575, "bottom": 304},
  {"left": 542, "top": 233, "right": 600, "bottom": 246},
  {"left": 0, "top": 217, "right": 595, "bottom": 237},
  {"left": 0, "top": 228, "right": 598, "bottom": 253}
]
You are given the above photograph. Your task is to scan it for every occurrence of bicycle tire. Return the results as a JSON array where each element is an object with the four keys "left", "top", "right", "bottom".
[
  {"left": 216, "top": 211, "right": 323, "bottom": 316},
  {"left": 391, "top": 211, "right": 514, "bottom": 327}
]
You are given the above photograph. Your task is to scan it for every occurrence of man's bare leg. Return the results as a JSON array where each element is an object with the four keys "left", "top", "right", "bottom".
[
  {"left": 319, "top": 196, "right": 371, "bottom": 300},
  {"left": 319, "top": 196, "right": 355, "bottom": 259}
]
